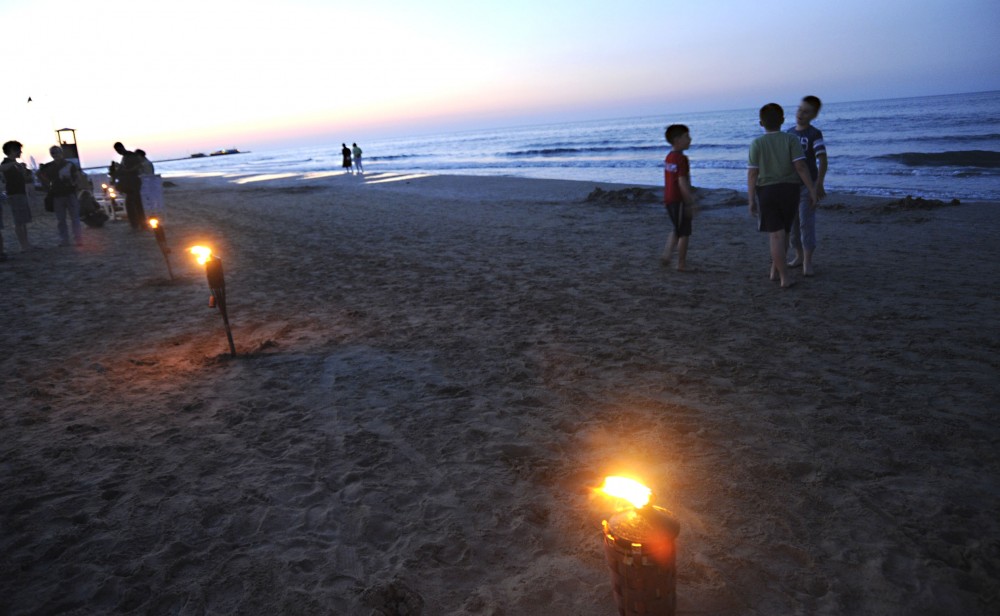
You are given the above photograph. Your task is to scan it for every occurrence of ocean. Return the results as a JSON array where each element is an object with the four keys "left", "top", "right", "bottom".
[{"left": 153, "top": 90, "right": 1000, "bottom": 201}]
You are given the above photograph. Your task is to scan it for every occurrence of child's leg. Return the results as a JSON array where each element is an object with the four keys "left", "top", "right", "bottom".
[
  {"left": 798, "top": 196, "right": 817, "bottom": 275},
  {"left": 788, "top": 187, "right": 808, "bottom": 266},
  {"left": 661, "top": 231, "right": 678, "bottom": 265},
  {"left": 676, "top": 236, "right": 689, "bottom": 270},
  {"left": 769, "top": 230, "right": 793, "bottom": 287}
]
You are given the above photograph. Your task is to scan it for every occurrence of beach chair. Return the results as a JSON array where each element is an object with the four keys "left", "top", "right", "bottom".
[{"left": 89, "top": 173, "right": 126, "bottom": 221}]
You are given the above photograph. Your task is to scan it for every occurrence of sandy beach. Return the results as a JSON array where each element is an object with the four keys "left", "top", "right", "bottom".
[{"left": 1, "top": 172, "right": 998, "bottom": 615}]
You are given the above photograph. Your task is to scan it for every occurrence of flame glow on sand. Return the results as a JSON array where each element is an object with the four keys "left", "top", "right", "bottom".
[
  {"left": 149, "top": 218, "right": 160, "bottom": 229},
  {"left": 189, "top": 246, "right": 213, "bottom": 265},
  {"left": 598, "top": 476, "right": 651, "bottom": 509}
]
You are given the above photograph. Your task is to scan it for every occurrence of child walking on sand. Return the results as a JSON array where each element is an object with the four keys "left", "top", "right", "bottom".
[
  {"left": 786, "top": 95, "right": 827, "bottom": 276},
  {"left": 747, "top": 104, "right": 816, "bottom": 288},
  {"left": 661, "top": 124, "right": 697, "bottom": 270}
]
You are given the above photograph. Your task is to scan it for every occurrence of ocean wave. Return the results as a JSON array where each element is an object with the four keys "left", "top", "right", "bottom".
[
  {"left": 503, "top": 146, "right": 634, "bottom": 157},
  {"left": 863, "top": 133, "right": 1000, "bottom": 145},
  {"left": 501, "top": 144, "right": 733, "bottom": 157},
  {"left": 370, "top": 154, "right": 420, "bottom": 161},
  {"left": 876, "top": 150, "right": 1000, "bottom": 168}
]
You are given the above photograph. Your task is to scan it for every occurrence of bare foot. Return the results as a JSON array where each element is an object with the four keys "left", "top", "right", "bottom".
[
  {"left": 780, "top": 279, "right": 797, "bottom": 289},
  {"left": 803, "top": 264, "right": 815, "bottom": 277},
  {"left": 787, "top": 258, "right": 803, "bottom": 268}
]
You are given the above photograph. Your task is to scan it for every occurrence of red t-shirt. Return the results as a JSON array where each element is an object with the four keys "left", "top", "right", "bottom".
[{"left": 663, "top": 150, "right": 689, "bottom": 205}]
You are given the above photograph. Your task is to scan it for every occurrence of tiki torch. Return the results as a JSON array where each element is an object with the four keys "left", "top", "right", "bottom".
[
  {"left": 189, "top": 245, "right": 237, "bottom": 356},
  {"left": 599, "top": 476, "right": 680, "bottom": 616},
  {"left": 148, "top": 218, "right": 174, "bottom": 280}
]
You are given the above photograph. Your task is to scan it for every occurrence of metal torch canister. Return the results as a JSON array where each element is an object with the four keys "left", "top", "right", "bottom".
[
  {"left": 602, "top": 505, "right": 680, "bottom": 616},
  {"left": 205, "top": 256, "right": 225, "bottom": 290}
]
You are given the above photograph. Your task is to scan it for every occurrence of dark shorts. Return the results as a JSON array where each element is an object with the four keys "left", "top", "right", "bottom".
[
  {"left": 756, "top": 183, "right": 799, "bottom": 233},
  {"left": 7, "top": 194, "right": 32, "bottom": 225},
  {"left": 666, "top": 202, "right": 692, "bottom": 237}
]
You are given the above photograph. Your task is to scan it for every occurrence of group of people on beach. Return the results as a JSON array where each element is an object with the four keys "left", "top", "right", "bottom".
[
  {"left": 0, "top": 140, "right": 154, "bottom": 261},
  {"left": 341, "top": 142, "right": 364, "bottom": 174},
  {"left": 661, "top": 95, "right": 827, "bottom": 289}
]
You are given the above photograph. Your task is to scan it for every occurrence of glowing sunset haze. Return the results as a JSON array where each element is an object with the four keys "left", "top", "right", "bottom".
[{"left": 4, "top": 0, "right": 998, "bottom": 166}]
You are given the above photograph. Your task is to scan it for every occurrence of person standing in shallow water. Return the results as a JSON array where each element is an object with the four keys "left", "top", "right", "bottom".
[
  {"left": 342, "top": 143, "right": 353, "bottom": 174},
  {"left": 352, "top": 143, "right": 364, "bottom": 174}
]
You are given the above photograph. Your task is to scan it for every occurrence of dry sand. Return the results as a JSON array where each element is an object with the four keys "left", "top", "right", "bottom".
[{"left": 1, "top": 172, "right": 998, "bottom": 615}]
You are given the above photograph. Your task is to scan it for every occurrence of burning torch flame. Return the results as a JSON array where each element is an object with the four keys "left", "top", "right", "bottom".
[
  {"left": 189, "top": 245, "right": 213, "bottom": 265},
  {"left": 599, "top": 476, "right": 652, "bottom": 509},
  {"left": 149, "top": 218, "right": 160, "bottom": 229}
]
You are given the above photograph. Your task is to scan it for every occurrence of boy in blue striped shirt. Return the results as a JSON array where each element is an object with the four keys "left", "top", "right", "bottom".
[{"left": 786, "top": 96, "right": 827, "bottom": 276}]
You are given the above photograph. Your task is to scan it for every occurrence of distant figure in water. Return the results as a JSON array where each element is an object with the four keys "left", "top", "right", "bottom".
[
  {"left": 352, "top": 143, "right": 364, "bottom": 174},
  {"left": 341, "top": 143, "right": 353, "bottom": 174}
]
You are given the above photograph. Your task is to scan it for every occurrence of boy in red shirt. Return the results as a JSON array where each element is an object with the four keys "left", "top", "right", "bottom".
[{"left": 661, "top": 124, "right": 697, "bottom": 270}]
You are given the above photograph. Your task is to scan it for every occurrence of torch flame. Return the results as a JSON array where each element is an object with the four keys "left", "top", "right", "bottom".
[
  {"left": 599, "top": 476, "right": 652, "bottom": 509},
  {"left": 149, "top": 218, "right": 160, "bottom": 229},
  {"left": 189, "top": 245, "right": 213, "bottom": 265}
]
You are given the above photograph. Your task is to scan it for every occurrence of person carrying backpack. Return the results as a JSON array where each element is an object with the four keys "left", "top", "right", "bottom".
[{"left": 39, "top": 145, "right": 84, "bottom": 247}]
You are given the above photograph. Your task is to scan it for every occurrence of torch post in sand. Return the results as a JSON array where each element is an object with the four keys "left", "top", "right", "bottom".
[
  {"left": 189, "top": 245, "right": 237, "bottom": 357},
  {"left": 148, "top": 218, "right": 174, "bottom": 280},
  {"left": 598, "top": 476, "right": 680, "bottom": 616}
]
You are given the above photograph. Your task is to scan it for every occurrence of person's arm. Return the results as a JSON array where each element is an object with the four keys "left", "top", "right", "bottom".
[
  {"left": 747, "top": 168, "right": 759, "bottom": 216},
  {"left": 793, "top": 160, "right": 817, "bottom": 209},
  {"left": 678, "top": 174, "right": 696, "bottom": 207},
  {"left": 816, "top": 153, "right": 827, "bottom": 198}
]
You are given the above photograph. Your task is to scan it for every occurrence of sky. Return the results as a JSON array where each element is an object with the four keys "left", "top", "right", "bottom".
[{"left": 2, "top": 0, "right": 998, "bottom": 167}]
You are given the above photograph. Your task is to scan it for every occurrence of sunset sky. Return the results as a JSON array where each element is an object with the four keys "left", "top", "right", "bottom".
[{"left": 2, "top": 0, "right": 998, "bottom": 167}]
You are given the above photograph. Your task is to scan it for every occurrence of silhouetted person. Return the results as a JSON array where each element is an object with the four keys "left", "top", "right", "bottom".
[
  {"left": 135, "top": 149, "right": 155, "bottom": 175},
  {"left": 352, "top": 143, "right": 364, "bottom": 173},
  {"left": 38, "top": 145, "right": 84, "bottom": 246},
  {"left": 1, "top": 140, "right": 34, "bottom": 253},
  {"left": 341, "top": 143, "right": 353, "bottom": 174},
  {"left": 113, "top": 142, "right": 146, "bottom": 230}
]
